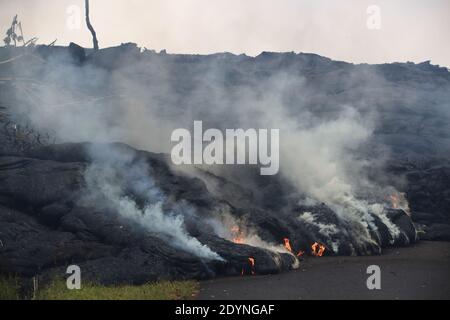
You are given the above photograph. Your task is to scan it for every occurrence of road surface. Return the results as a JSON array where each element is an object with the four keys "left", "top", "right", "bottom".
[{"left": 198, "top": 241, "right": 450, "bottom": 300}]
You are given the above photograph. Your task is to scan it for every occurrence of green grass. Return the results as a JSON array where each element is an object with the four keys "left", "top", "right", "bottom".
[
  {"left": 34, "top": 280, "right": 199, "bottom": 300},
  {"left": 0, "top": 276, "right": 21, "bottom": 300},
  {"left": 0, "top": 276, "right": 198, "bottom": 300}
]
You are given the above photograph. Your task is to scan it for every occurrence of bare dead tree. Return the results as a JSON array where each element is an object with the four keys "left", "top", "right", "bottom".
[{"left": 85, "top": 0, "right": 99, "bottom": 50}]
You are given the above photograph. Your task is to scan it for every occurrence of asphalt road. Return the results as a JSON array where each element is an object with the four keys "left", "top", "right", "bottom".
[{"left": 198, "top": 241, "right": 450, "bottom": 300}]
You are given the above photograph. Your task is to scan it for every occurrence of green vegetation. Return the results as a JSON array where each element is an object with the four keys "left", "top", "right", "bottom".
[
  {"left": 0, "top": 276, "right": 20, "bottom": 300},
  {"left": 0, "top": 276, "right": 198, "bottom": 300},
  {"left": 36, "top": 280, "right": 199, "bottom": 300}
]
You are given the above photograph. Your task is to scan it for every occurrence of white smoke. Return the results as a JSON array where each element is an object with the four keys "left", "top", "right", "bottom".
[
  {"left": 6, "top": 45, "right": 412, "bottom": 254},
  {"left": 229, "top": 72, "right": 406, "bottom": 251},
  {"left": 298, "top": 211, "right": 340, "bottom": 252},
  {"left": 281, "top": 112, "right": 403, "bottom": 250},
  {"left": 82, "top": 144, "right": 223, "bottom": 261}
]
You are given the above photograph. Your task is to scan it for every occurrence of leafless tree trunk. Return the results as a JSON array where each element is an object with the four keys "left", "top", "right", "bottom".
[{"left": 85, "top": 0, "right": 99, "bottom": 50}]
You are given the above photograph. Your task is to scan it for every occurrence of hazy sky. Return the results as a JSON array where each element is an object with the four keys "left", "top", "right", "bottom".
[{"left": 1, "top": 0, "right": 449, "bottom": 66}]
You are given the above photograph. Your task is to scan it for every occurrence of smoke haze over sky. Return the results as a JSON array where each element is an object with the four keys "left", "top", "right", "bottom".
[{"left": 0, "top": 0, "right": 449, "bottom": 67}]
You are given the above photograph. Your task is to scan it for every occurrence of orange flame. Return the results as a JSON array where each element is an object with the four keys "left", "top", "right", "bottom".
[
  {"left": 390, "top": 194, "right": 400, "bottom": 209},
  {"left": 311, "top": 242, "right": 326, "bottom": 257},
  {"left": 283, "top": 238, "right": 293, "bottom": 252},
  {"left": 388, "top": 192, "right": 411, "bottom": 214},
  {"left": 231, "top": 226, "right": 245, "bottom": 244},
  {"left": 241, "top": 257, "right": 256, "bottom": 276},
  {"left": 296, "top": 250, "right": 305, "bottom": 257},
  {"left": 248, "top": 257, "right": 255, "bottom": 275}
]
